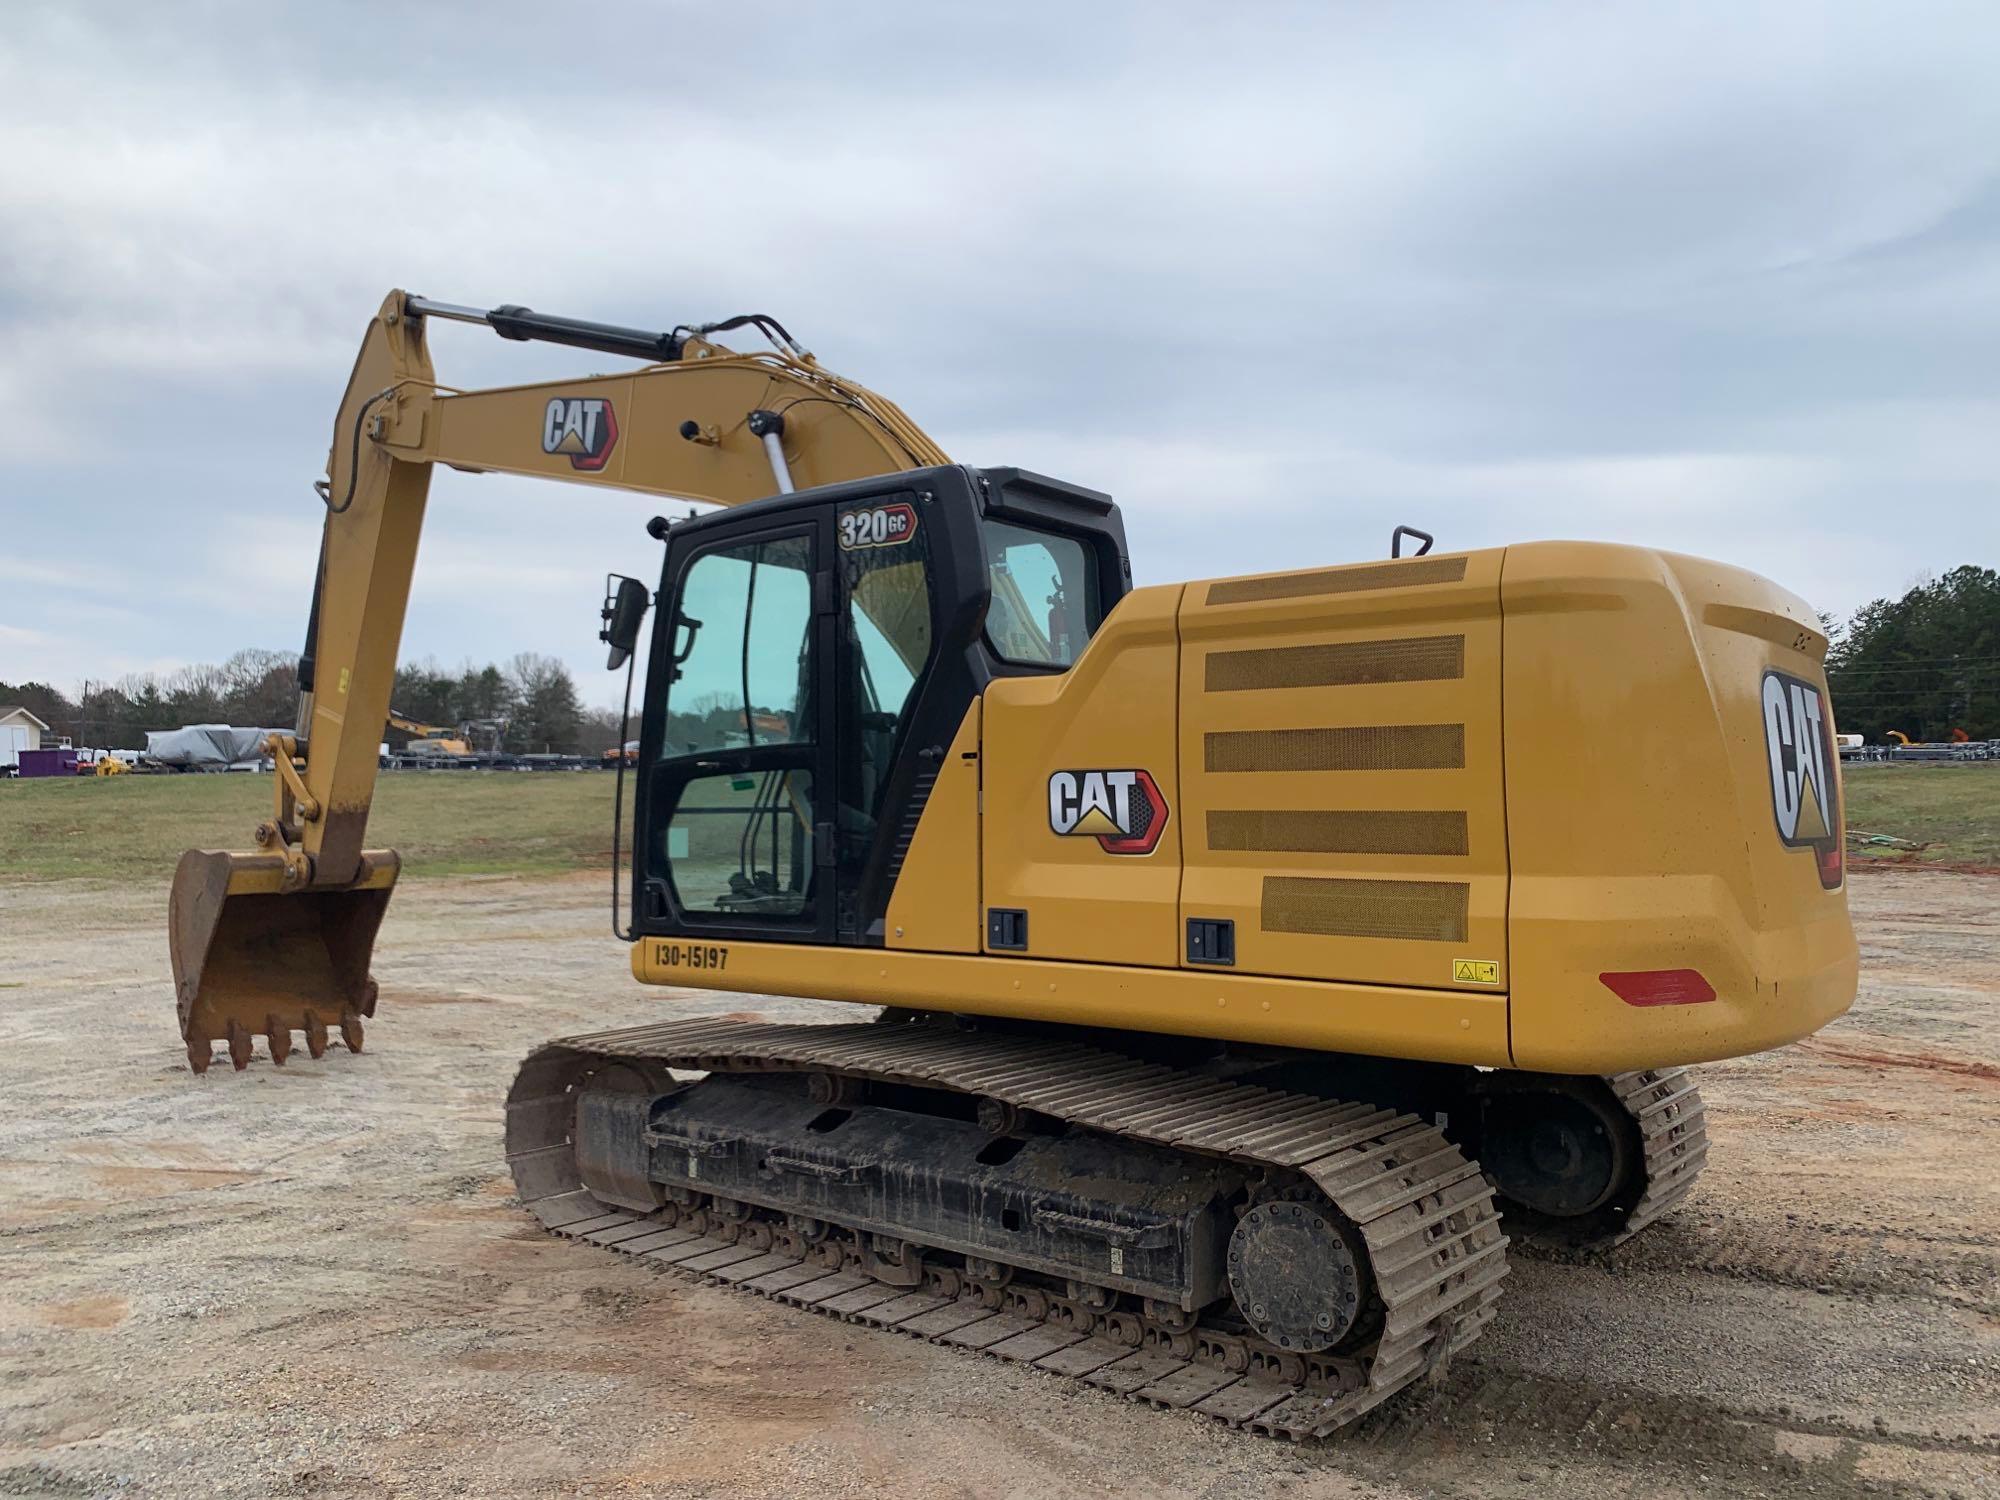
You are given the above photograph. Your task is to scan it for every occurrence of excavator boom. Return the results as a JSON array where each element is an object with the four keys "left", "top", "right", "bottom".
[{"left": 170, "top": 289, "right": 947, "bottom": 1072}]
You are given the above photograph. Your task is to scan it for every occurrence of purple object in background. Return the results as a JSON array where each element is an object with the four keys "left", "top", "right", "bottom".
[{"left": 17, "top": 748, "right": 78, "bottom": 778}]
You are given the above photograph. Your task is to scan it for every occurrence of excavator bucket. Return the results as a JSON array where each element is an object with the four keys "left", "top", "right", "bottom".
[{"left": 169, "top": 848, "right": 400, "bottom": 1074}]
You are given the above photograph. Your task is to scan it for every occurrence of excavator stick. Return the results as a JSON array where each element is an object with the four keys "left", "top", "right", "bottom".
[{"left": 169, "top": 849, "right": 398, "bottom": 1074}]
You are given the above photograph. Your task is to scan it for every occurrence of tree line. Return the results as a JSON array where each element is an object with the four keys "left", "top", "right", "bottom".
[
  {"left": 2, "top": 651, "right": 626, "bottom": 757},
  {"left": 8, "top": 565, "right": 1992, "bottom": 755},
  {"left": 1825, "top": 565, "right": 2000, "bottom": 742}
]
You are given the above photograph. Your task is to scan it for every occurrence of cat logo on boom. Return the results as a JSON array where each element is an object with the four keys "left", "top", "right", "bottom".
[
  {"left": 1762, "top": 668, "right": 1843, "bottom": 888},
  {"left": 1047, "top": 769, "right": 1169, "bottom": 855},
  {"left": 541, "top": 397, "right": 618, "bottom": 471}
]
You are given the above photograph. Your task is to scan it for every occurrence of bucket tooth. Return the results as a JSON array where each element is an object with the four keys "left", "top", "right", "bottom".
[
  {"left": 187, "top": 1037, "right": 213, "bottom": 1075},
  {"left": 227, "top": 1019, "right": 253, "bottom": 1071},
  {"left": 168, "top": 848, "right": 398, "bottom": 1075}
]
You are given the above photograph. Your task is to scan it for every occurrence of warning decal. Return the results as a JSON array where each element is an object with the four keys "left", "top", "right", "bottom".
[{"left": 1452, "top": 958, "right": 1500, "bottom": 985}]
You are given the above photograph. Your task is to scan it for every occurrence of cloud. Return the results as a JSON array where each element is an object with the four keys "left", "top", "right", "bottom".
[
  {"left": 0, "top": 557, "right": 98, "bottom": 588},
  {"left": 0, "top": 623, "right": 189, "bottom": 688},
  {"left": 1, "top": 1, "right": 1997, "bottom": 702}
]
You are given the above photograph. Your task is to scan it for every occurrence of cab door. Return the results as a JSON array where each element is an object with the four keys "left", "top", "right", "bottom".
[
  {"left": 828, "top": 490, "right": 941, "bottom": 941},
  {"left": 638, "top": 516, "right": 836, "bottom": 946}
]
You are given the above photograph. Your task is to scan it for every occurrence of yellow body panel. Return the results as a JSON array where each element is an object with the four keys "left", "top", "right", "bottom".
[
  {"left": 633, "top": 937, "right": 1510, "bottom": 1065},
  {"left": 885, "top": 702, "right": 983, "bottom": 953},
  {"left": 980, "top": 585, "right": 1186, "bottom": 967},
  {"left": 1176, "top": 551, "right": 1508, "bottom": 992},
  {"left": 638, "top": 540, "right": 1855, "bottom": 1077},
  {"left": 1500, "top": 543, "right": 1856, "bottom": 1070}
]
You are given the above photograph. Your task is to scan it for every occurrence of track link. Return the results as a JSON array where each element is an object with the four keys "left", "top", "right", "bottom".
[
  {"left": 1605, "top": 1067, "right": 1710, "bottom": 1246},
  {"left": 1485, "top": 1066, "right": 1711, "bottom": 1254},
  {"left": 506, "top": 1016, "right": 1509, "bottom": 1440}
]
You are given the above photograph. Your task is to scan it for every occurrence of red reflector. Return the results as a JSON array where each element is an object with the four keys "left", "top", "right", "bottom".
[
  {"left": 1599, "top": 969, "right": 1717, "bottom": 1007},
  {"left": 1816, "top": 840, "right": 1843, "bottom": 890}
]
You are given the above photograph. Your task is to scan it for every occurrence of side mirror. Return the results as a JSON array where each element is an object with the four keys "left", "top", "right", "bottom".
[{"left": 600, "top": 574, "right": 650, "bottom": 670}]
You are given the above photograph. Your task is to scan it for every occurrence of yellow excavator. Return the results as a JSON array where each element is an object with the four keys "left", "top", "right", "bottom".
[
  {"left": 384, "top": 710, "right": 507, "bottom": 763},
  {"left": 385, "top": 712, "right": 473, "bottom": 758},
  {"left": 168, "top": 290, "right": 1857, "bottom": 1438}
]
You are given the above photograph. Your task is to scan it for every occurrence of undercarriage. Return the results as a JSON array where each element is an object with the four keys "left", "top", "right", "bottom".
[{"left": 507, "top": 1013, "right": 1707, "bottom": 1438}]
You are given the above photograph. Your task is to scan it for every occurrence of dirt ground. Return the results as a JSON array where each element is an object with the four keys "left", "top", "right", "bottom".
[{"left": 1, "top": 870, "right": 1995, "bottom": 1500}]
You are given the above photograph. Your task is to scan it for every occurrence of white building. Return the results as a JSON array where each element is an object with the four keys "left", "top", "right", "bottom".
[{"left": 0, "top": 706, "right": 50, "bottom": 770}]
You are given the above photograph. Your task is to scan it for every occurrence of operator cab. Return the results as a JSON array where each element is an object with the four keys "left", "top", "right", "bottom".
[{"left": 631, "top": 465, "right": 1130, "bottom": 946}]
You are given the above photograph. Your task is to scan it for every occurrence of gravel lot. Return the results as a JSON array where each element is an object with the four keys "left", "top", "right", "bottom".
[{"left": 1, "top": 869, "right": 1995, "bottom": 1499}]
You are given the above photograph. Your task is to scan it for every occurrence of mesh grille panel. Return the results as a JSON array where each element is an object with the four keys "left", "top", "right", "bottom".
[
  {"left": 1205, "top": 635, "right": 1464, "bottom": 692},
  {"left": 1207, "top": 556, "right": 1467, "bottom": 605},
  {"left": 883, "top": 763, "right": 939, "bottom": 882},
  {"left": 1205, "top": 724, "right": 1465, "bottom": 773},
  {"left": 1261, "top": 877, "right": 1469, "bottom": 942},
  {"left": 1209, "top": 809, "right": 1468, "bottom": 856}
]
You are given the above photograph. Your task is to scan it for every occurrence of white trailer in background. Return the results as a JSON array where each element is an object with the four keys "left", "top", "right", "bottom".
[{"left": 0, "top": 706, "right": 51, "bottom": 772}]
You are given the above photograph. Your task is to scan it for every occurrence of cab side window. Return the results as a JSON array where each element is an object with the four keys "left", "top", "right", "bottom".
[
  {"left": 982, "top": 521, "right": 1100, "bottom": 668},
  {"left": 657, "top": 537, "right": 812, "bottom": 758}
]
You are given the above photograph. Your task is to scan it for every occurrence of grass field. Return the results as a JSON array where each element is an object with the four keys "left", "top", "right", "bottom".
[
  {"left": 1842, "top": 762, "right": 2000, "bottom": 866},
  {"left": 2, "top": 761, "right": 1993, "bottom": 883},
  {"left": 0, "top": 770, "right": 622, "bottom": 883}
]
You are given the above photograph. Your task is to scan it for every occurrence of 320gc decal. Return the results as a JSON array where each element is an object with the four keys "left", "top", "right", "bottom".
[{"left": 838, "top": 502, "right": 918, "bottom": 549}]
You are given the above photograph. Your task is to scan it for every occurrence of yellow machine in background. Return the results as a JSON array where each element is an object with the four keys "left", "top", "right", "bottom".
[
  {"left": 385, "top": 712, "right": 474, "bottom": 759},
  {"left": 169, "top": 291, "right": 1856, "bottom": 1438}
]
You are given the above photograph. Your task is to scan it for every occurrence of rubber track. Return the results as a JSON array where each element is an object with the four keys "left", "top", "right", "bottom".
[{"left": 505, "top": 1016, "right": 1510, "bottom": 1440}]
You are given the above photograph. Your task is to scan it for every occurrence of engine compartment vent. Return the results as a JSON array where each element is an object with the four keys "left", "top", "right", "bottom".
[
  {"left": 1206, "top": 555, "right": 1467, "bottom": 605},
  {"left": 1205, "top": 635, "right": 1465, "bottom": 692},
  {"left": 1261, "top": 876, "right": 1470, "bottom": 943},
  {"left": 1210, "top": 809, "right": 1469, "bottom": 856},
  {"left": 1205, "top": 724, "right": 1465, "bottom": 773}
]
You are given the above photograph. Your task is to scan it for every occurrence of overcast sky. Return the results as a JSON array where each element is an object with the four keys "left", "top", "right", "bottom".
[{"left": 3, "top": 2, "right": 1996, "bottom": 708}]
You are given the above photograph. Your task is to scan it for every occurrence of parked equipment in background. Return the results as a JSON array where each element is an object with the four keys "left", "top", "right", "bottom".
[
  {"left": 1860, "top": 729, "right": 2000, "bottom": 763},
  {"left": 167, "top": 290, "right": 1858, "bottom": 1439},
  {"left": 386, "top": 711, "right": 475, "bottom": 758},
  {"left": 384, "top": 711, "right": 511, "bottom": 768},
  {"left": 144, "top": 725, "right": 282, "bottom": 772},
  {"left": 69, "top": 748, "right": 132, "bottom": 776},
  {"left": 15, "top": 747, "right": 78, "bottom": 778}
]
